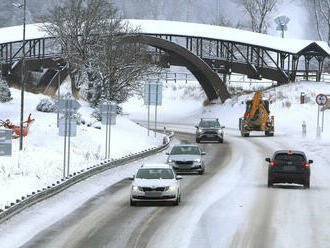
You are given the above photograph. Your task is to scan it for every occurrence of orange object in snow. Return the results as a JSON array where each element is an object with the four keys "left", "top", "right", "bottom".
[{"left": 0, "top": 114, "right": 35, "bottom": 139}]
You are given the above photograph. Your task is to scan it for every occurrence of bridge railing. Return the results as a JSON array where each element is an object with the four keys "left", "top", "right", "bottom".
[{"left": 0, "top": 37, "right": 62, "bottom": 64}]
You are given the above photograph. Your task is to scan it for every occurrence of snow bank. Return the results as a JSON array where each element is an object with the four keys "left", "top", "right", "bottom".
[
  {"left": 124, "top": 80, "right": 330, "bottom": 140},
  {"left": 0, "top": 87, "right": 163, "bottom": 208}
]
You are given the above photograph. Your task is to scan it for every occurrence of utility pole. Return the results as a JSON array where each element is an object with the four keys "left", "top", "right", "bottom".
[{"left": 19, "top": 0, "right": 27, "bottom": 150}]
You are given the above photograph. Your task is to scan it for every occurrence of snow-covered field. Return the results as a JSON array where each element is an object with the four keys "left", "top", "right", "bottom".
[
  {"left": 0, "top": 84, "right": 163, "bottom": 209},
  {"left": 124, "top": 80, "right": 330, "bottom": 140},
  {"left": 1, "top": 78, "right": 330, "bottom": 248}
]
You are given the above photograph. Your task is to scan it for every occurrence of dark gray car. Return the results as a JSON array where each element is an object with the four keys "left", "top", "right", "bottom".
[
  {"left": 195, "top": 118, "right": 225, "bottom": 143},
  {"left": 167, "top": 144, "right": 206, "bottom": 174}
]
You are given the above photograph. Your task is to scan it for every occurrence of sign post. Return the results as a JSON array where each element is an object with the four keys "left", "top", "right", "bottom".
[
  {"left": 274, "top": 16, "right": 290, "bottom": 38},
  {"left": 56, "top": 93, "right": 81, "bottom": 179},
  {"left": 100, "top": 101, "right": 117, "bottom": 159},
  {"left": 316, "top": 94, "right": 328, "bottom": 137},
  {"left": 0, "top": 129, "right": 12, "bottom": 156},
  {"left": 144, "top": 82, "right": 162, "bottom": 137}
]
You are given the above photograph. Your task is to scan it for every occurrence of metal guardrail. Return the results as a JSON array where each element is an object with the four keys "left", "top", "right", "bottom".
[{"left": 0, "top": 131, "right": 174, "bottom": 224}]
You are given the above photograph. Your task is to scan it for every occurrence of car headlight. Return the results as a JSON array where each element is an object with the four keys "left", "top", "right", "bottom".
[
  {"left": 194, "top": 158, "right": 201, "bottom": 163},
  {"left": 217, "top": 129, "right": 223, "bottom": 134},
  {"left": 132, "top": 186, "right": 139, "bottom": 191},
  {"left": 168, "top": 159, "right": 174, "bottom": 163},
  {"left": 168, "top": 185, "right": 177, "bottom": 191},
  {"left": 198, "top": 128, "right": 202, "bottom": 133}
]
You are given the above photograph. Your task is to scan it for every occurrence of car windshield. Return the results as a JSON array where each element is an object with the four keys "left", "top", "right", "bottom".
[
  {"left": 199, "top": 120, "right": 220, "bottom": 128},
  {"left": 170, "top": 146, "right": 201, "bottom": 155},
  {"left": 136, "top": 168, "right": 175, "bottom": 179},
  {"left": 274, "top": 154, "right": 306, "bottom": 163}
]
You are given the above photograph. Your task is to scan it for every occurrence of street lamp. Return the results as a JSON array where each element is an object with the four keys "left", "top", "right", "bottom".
[{"left": 13, "top": 0, "right": 27, "bottom": 150}]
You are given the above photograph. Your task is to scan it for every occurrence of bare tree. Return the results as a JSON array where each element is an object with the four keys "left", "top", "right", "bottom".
[
  {"left": 235, "top": 0, "right": 279, "bottom": 33},
  {"left": 213, "top": 14, "right": 245, "bottom": 29},
  {"left": 42, "top": 0, "right": 160, "bottom": 105},
  {"left": 305, "top": 0, "right": 330, "bottom": 45}
]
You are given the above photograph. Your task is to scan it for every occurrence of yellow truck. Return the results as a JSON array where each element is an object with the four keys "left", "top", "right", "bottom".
[{"left": 239, "top": 91, "right": 274, "bottom": 137}]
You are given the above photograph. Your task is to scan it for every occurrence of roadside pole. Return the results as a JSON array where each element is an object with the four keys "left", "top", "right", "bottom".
[
  {"left": 322, "top": 109, "right": 325, "bottom": 132},
  {"left": 148, "top": 85, "right": 151, "bottom": 136},
  {"left": 105, "top": 107, "right": 109, "bottom": 159},
  {"left": 63, "top": 100, "right": 68, "bottom": 178},
  {"left": 108, "top": 111, "right": 112, "bottom": 158},
  {"left": 56, "top": 93, "right": 80, "bottom": 179},
  {"left": 67, "top": 99, "right": 72, "bottom": 177},
  {"left": 100, "top": 101, "right": 117, "bottom": 160},
  {"left": 315, "top": 94, "right": 328, "bottom": 137},
  {"left": 154, "top": 84, "right": 158, "bottom": 137}
]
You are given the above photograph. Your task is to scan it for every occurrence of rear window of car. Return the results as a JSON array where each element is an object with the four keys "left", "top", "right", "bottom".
[
  {"left": 199, "top": 120, "right": 220, "bottom": 128},
  {"left": 274, "top": 153, "right": 306, "bottom": 163},
  {"left": 170, "top": 146, "right": 201, "bottom": 155},
  {"left": 136, "top": 168, "right": 175, "bottom": 179}
]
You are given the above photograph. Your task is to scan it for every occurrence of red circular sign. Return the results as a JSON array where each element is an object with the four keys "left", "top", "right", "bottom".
[{"left": 316, "top": 94, "right": 328, "bottom": 106}]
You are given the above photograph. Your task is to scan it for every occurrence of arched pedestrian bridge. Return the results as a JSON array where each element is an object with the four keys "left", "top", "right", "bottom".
[{"left": 0, "top": 20, "right": 329, "bottom": 102}]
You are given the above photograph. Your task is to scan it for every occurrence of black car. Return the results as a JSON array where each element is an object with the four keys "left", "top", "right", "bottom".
[
  {"left": 265, "top": 150, "right": 313, "bottom": 188},
  {"left": 195, "top": 118, "right": 225, "bottom": 143}
]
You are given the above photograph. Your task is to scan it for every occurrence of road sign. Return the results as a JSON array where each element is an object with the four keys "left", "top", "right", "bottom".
[
  {"left": 316, "top": 94, "right": 328, "bottom": 106},
  {"left": 275, "top": 15, "right": 290, "bottom": 25},
  {"left": 144, "top": 82, "right": 162, "bottom": 105},
  {"left": 59, "top": 119, "right": 77, "bottom": 137},
  {"left": 101, "top": 113, "right": 116, "bottom": 125},
  {"left": 0, "top": 129, "right": 12, "bottom": 156},
  {"left": 100, "top": 101, "right": 117, "bottom": 114},
  {"left": 56, "top": 99, "right": 81, "bottom": 113},
  {"left": 276, "top": 24, "right": 287, "bottom": 31}
]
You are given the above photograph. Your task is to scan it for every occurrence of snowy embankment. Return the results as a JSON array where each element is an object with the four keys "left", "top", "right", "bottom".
[
  {"left": 0, "top": 87, "right": 163, "bottom": 209},
  {"left": 124, "top": 80, "right": 330, "bottom": 139}
]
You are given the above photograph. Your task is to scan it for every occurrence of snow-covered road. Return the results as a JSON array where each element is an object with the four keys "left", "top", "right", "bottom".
[{"left": 0, "top": 125, "right": 329, "bottom": 248}]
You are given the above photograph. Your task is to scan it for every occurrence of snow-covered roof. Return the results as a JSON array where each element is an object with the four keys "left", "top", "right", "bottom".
[
  {"left": 128, "top": 19, "right": 330, "bottom": 56},
  {"left": 0, "top": 19, "right": 329, "bottom": 56}
]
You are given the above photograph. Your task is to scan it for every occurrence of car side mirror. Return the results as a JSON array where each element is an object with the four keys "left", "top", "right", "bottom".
[
  {"left": 221, "top": 126, "right": 225, "bottom": 129},
  {"left": 201, "top": 152, "right": 206, "bottom": 155},
  {"left": 128, "top": 175, "right": 135, "bottom": 180},
  {"left": 166, "top": 152, "right": 169, "bottom": 155},
  {"left": 176, "top": 176, "right": 183, "bottom": 180},
  {"left": 195, "top": 125, "right": 198, "bottom": 128},
  {"left": 309, "top": 160, "right": 313, "bottom": 164},
  {"left": 265, "top": 158, "right": 271, "bottom": 162}
]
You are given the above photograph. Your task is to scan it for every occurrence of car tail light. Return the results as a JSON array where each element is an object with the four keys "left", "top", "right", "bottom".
[
  {"left": 288, "top": 152, "right": 293, "bottom": 155},
  {"left": 301, "top": 163, "right": 310, "bottom": 167},
  {"left": 270, "top": 161, "right": 279, "bottom": 166}
]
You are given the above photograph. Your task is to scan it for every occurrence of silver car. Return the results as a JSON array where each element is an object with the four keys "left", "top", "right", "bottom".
[
  {"left": 129, "top": 164, "right": 182, "bottom": 206},
  {"left": 167, "top": 144, "right": 206, "bottom": 174},
  {"left": 195, "top": 118, "right": 225, "bottom": 143}
]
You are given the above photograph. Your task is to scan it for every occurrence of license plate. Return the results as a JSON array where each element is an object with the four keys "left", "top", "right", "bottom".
[
  {"left": 145, "top": 192, "right": 161, "bottom": 197},
  {"left": 206, "top": 134, "right": 215, "bottom": 137},
  {"left": 283, "top": 166, "right": 296, "bottom": 171}
]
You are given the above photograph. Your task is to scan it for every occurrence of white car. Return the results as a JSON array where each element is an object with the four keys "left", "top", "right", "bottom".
[{"left": 129, "top": 164, "right": 182, "bottom": 206}]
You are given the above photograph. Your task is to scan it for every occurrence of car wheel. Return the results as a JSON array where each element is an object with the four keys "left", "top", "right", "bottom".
[
  {"left": 130, "top": 199, "right": 136, "bottom": 206},
  {"left": 242, "top": 132, "right": 249, "bottom": 137},
  {"left": 173, "top": 197, "right": 180, "bottom": 206},
  {"left": 304, "top": 180, "right": 310, "bottom": 189},
  {"left": 267, "top": 179, "right": 273, "bottom": 188},
  {"left": 196, "top": 138, "right": 200, "bottom": 143},
  {"left": 219, "top": 138, "right": 224, "bottom": 143},
  {"left": 199, "top": 169, "right": 205, "bottom": 175},
  {"left": 265, "top": 131, "right": 274, "bottom": 136}
]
